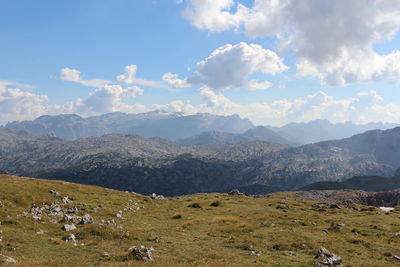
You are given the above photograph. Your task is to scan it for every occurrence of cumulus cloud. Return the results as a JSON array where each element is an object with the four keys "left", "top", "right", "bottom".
[
  {"left": 2, "top": 79, "right": 400, "bottom": 126},
  {"left": 50, "top": 84, "right": 145, "bottom": 116},
  {"left": 117, "top": 65, "right": 165, "bottom": 88},
  {"left": 181, "top": 0, "right": 400, "bottom": 85},
  {"left": 181, "top": 0, "right": 247, "bottom": 32},
  {"left": 152, "top": 87, "right": 400, "bottom": 126},
  {"left": 165, "top": 42, "right": 287, "bottom": 90},
  {"left": 60, "top": 68, "right": 111, "bottom": 87},
  {"left": 0, "top": 83, "right": 48, "bottom": 124},
  {"left": 162, "top": 72, "right": 192, "bottom": 88}
]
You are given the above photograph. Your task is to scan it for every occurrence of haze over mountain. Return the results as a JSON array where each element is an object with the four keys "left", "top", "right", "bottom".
[
  {"left": 4, "top": 112, "right": 398, "bottom": 146},
  {"left": 267, "top": 119, "right": 398, "bottom": 144},
  {"left": 2, "top": 126, "right": 400, "bottom": 196},
  {"left": 4, "top": 111, "right": 254, "bottom": 141},
  {"left": 177, "top": 126, "right": 295, "bottom": 147}
]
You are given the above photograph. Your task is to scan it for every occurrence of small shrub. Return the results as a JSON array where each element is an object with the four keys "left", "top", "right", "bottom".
[
  {"left": 172, "top": 214, "right": 182, "bottom": 219},
  {"left": 210, "top": 200, "right": 221, "bottom": 207},
  {"left": 187, "top": 203, "right": 201, "bottom": 208}
]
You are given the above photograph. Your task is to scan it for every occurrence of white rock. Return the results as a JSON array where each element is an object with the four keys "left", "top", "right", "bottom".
[
  {"left": 379, "top": 207, "right": 394, "bottom": 212},
  {"left": 62, "top": 224, "right": 77, "bottom": 231},
  {"left": 0, "top": 254, "right": 17, "bottom": 263}
]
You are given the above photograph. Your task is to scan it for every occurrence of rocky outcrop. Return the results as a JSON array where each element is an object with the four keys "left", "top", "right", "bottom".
[
  {"left": 315, "top": 247, "right": 342, "bottom": 266},
  {"left": 0, "top": 254, "right": 17, "bottom": 264},
  {"left": 129, "top": 246, "right": 153, "bottom": 261}
]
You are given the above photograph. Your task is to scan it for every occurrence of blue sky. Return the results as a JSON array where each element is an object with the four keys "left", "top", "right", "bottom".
[{"left": 1, "top": 0, "right": 400, "bottom": 126}]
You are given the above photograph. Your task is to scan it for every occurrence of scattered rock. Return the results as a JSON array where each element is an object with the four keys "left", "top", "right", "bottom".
[
  {"left": 62, "top": 197, "right": 73, "bottom": 204},
  {"left": 62, "top": 224, "right": 77, "bottom": 232},
  {"left": 63, "top": 234, "right": 77, "bottom": 243},
  {"left": 30, "top": 204, "right": 42, "bottom": 220},
  {"left": 147, "top": 235, "right": 160, "bottom": 243},
  {"left": 228, "top": 189, "right": 243, "bottom": 195},
  {"left": 394, "top": 255, "right": 400, "bottom": 260},
  {"left": 329, "top": 203, "right": 341, "bottom": 209},
  {"left": 49, "top": 190, "right": 60, "bottom": 196},
  {"left": 129, "top": 246, "right": 153, "bottom": 261},
  {"left": 103, "top": 219, "right": 117, "bottom": 226},
  {"left": 336, "top": 223, "right": 346, "bottom": 228},
  {"left": 322, "top": 229, "right": 329, "bottom": 234},
  {"left": 36, "top": 230, "right": 44, "bottom": 235},
  {"left": 5, "top": 244, "right": 16, "bottom": 251},
  {"left": 63, "top": 215, "right": 81, "bottom": 224},
  {"left": 0, "top": 254, "right": 17, "bottom": 264},
  {"left": 315, "top": 247, "right": 342, "bottom": 267},
  {"left": 249, "top": 251, "right": 261, "bottom": 257},
  {"left": 150, "top": 193, "right": 165, "bottom": 200},
  {"left": 66, "top": 207, "right": 78, "bottom": 214},
  {"left": 0, "top": 201, "right": 4, "bottom": 208},
  {"left": 80, "top": 214, "right": 94, "bottom": 225},
  {"left": 395, "top": 232, "right": 400, "bottom": 237}
]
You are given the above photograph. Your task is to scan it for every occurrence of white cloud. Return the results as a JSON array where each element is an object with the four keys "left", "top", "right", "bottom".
[
  {"left": 162, "top": 72, "right": 192, "bottom": 88},
  {"left": 181, "top": 42, "right": 287, "bottom": 90},
  {"left": 2, "top": 81, "right": 400, "bottom": 126},
  {"left": 0, "top": 84, "right": 48, "bottom": 124},
  {"left": 117, "top": 65, "right": 165, "bottom": 88},
  {"left": 181, "top": 0, "right": 400, "bottom": 85},
  {"left": 116, "top": 65, "right": 138, "bottom": 84},
  {"left": 60, "top": 68, "right": 111, "bottom": 88},
  {"left": 0, "top": 80, "right": 36, "bottom": 91},
  {"left": 152, "top": 87, "right": 400, "bottom": 126},
  {"left": 50, "top": 84, "right": 145, "bottom": 116},
  {"left": 247, "top": 79, "right": 272, "bottom": 91},
  {"left": 181, "top": 0, "right": 247, "bottom": 32}
]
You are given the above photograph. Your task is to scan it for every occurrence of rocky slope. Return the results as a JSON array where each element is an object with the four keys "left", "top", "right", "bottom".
[
  {"left": 178, "top": 127, "right": 295, "bottom": 147},
  {"left": 2, "top": 126, "right": 400, "bottom": 196}
]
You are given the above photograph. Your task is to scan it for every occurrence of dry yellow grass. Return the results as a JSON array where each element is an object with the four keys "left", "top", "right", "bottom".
[{"left": 0, "top": 174, "right": 399, "bottom": 266}]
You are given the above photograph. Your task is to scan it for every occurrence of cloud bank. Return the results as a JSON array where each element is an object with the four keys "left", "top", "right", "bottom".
[{"left": 181, "top": 0, "right": 400, "bottom": 85}]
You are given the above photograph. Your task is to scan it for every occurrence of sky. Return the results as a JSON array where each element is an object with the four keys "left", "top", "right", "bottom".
[{"left": 1, "top": 0, "right": 400, "bottom": 126}]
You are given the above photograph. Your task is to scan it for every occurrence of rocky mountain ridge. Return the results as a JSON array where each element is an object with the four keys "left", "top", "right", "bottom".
[{"left": 1, "top": 126, "right": 400, "bottom": 196}]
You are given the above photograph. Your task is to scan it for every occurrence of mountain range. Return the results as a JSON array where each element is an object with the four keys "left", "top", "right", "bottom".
[
  {"left": 2, "top": 124, "right": 400, "bottom": 196},
  {"left": 3, "top": 112, "right": 398, "bottom": 144},
  {"left": 3, "top": 111, "right": 254, "bottom": 141}
]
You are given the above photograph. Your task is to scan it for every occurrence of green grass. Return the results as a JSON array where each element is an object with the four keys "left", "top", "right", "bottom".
[{"left": 0, "top": 174, "right": 400, "bottom": 266}]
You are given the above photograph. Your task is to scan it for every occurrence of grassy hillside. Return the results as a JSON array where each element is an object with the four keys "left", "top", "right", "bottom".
[{"left": 0, "top": 174, "right": 400, "bottom": 266}]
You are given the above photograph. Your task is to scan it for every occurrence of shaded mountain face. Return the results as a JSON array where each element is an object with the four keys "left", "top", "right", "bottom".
[
  {"left": 4, "top": 111, "right": 254, "bottom": 141},
  {"left": 1, "top": 126, "right": 400, "bottom": 196},
  {"left": 242, "top": 126, "right": 296, "bottom": 145},
  {"left": 177, "top": 131, "right": 253, "bottom": 147},
  {"left": 177, "top": 127, "right": 296, "bottom": 147},
  {"left": 267, "top": 119, "right": 398, "bottom": 144}
]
